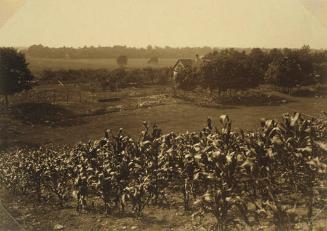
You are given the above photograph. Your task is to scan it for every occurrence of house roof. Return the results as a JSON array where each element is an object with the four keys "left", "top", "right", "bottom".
[{"left": 172, "top": 59, "right": 194, "bottom": 69}]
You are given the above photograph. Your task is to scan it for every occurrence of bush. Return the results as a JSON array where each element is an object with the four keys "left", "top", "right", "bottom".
[
  {"left": 314, "top": 63, "right": 327, "bottom": 84},
  {"left": 116, "top": 55, "right": 128, "bottom": 67},
  {"left": 147, "top": 56, "right": 159, "bottom": 65},
  {"left": 40, "top": 68, "right": 171, "bottom": 89},
  {"left": 175, "top": 67, "right": 199, "bottom": 90}
]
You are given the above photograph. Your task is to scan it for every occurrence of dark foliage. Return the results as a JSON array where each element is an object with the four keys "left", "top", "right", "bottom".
[
  {"left": 116, "top": 55, "right": 128, "bottom": 67},
  {"left": 10, "top": 103, "right": 83, "bottom": 127},
  {"left": 39, "top": 67, "right": 171, "bottom": 89},
  {"left": 196, "top": 46, "right": 326, "bottom": 95},
  {"left": 175, "top": 67, "right": 199, "bottom": 90},
  {"left": 314, "top": 63, "right": 327, "bottom": 84},
  {"left": 147, "top": 56, "right": 159, "bottom": 65},
  {"left": 0, "top": 48, "right": 34, "bottom": 106},
  {"left": 201, "top": 49, "right": 261, "bottom": 93}
]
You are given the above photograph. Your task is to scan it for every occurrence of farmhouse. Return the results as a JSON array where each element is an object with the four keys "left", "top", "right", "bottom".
[{"left": 172, "top": 55, "right": 207, "bottom": 82}]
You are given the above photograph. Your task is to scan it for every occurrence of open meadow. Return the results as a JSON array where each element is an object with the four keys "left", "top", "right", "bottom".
[
  {"left": 26, "top": 57, "right": 178, "bottom": 75},
  {"left": 1, "top": 80, "right": 326, "bottom": 149}
]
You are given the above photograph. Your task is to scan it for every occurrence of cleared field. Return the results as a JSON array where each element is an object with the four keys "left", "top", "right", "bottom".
[
  {"left": 1, "top": 83, "right": 326, "bottom": 148},
  {"left": 26, "top": 57, "right": 177, "bottom": 74}
]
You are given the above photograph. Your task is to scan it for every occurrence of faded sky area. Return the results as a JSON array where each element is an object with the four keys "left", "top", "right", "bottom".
[
  {"left": 0, "top": 0, "right": 326, "bottom": 48},
  {"left": 0, "top": 0, "right": 25, "bottom": 27},
  {"left": 301, "top": 0, "right": 327, "bottom": 27}
]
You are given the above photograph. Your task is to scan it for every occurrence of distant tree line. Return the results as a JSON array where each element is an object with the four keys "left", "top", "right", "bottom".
[
  {"left": 176, "top": 46, "right": 327, "bottom": 95},
  {"left": 25, "top": 44, "right": 214, "bottom": 59},
  {"left": 40, "top": 67, "right": 171, "bottom": 90}
]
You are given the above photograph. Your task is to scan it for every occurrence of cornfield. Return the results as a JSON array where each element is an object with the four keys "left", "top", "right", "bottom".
[{"left": 0, "top": 113, "right": 326, "bottom": 231}]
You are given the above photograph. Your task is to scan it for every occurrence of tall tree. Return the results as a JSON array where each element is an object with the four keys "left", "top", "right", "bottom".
[
  {"left": 267, "top": 48, "right": 283, "bottom": 63},
  {"left": 0, "top": 48, "right": 34, "bottom": 108},
  {"left": 265, "top": 56, "right": 303, "bottom": 95},
  {"left": 248, "top": 48, "right": 269, "bottom": 83},
  {"left": 295, "top": 45, "right": 315, "bottom": 85},
  {"left": 201, "top": 49, "right": 260, "bottom": 95}
]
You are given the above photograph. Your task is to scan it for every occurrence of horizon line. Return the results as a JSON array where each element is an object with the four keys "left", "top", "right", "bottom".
[{"left": 2, "top": 44, "right": 326, "bottom": 51}]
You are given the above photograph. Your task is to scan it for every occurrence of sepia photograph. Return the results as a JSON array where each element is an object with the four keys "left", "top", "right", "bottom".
[{"left": 0, "top": 0, "right": 327, "bottom": 230}]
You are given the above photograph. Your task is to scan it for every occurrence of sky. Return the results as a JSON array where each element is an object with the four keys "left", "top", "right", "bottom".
[{"left": 0, "top": 0, "right": 326, "bottom": 48}]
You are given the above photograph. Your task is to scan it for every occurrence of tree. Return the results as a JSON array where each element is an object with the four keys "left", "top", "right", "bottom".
[
  {"left": 116, "top": 55, "right": 128, "bottom": 67},
  {"left": 147, "top": 56, "right": 159, "bottom": 65},
  {"left": 110, "top": 68, "right": 126, "bottom": 90},
  {"left": 201, "top": 49, "right": 260, "bottom": 95},
  {"left": 157, "top": 68, "right": 170, "bottom": 85},
  {"left": 0, "top": 48, "right": 34, "bottom": 108},
  {"left": 314, "top": 63, "right": 327, "bottom": 84},
  {"left": 143, "top": 67, "right": 155, "bottom": 84},
  {"left": 248, "top": 48, "right": 269, "bottom": 83},
  {"left": 295, "top": 45, "right": 315, "bottom": 85},
  {"left": 265, "top": 56, "right": 303, "bottom": 95},
  {"left": 267, "top": 48, "right": 283, "bottom": 63},
  {"left": 175, "top": 67, "right": 199, "bottom": 91},
  {"left": 201, "top": 60, "right": 221, "bottom": 94}
]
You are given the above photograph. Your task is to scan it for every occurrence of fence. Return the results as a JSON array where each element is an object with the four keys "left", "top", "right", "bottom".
[
  {"left": 7, "top": 90, "right": 107, "bottom": 106},
  {"left": 0, "top": 200, "right": 25, "bottom": 231}
]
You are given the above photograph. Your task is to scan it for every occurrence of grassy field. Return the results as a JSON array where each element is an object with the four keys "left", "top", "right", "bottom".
[
  {"left": 1, "top": 83, "right": 326, "bottom": 149},
  {"left": 26, "top": 57, "right": 178, "bottom": 75}
]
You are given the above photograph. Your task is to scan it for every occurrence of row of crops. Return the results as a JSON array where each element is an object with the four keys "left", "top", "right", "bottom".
[{"left": 0, "top": 113, "right": 326, "bottom": 230}]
